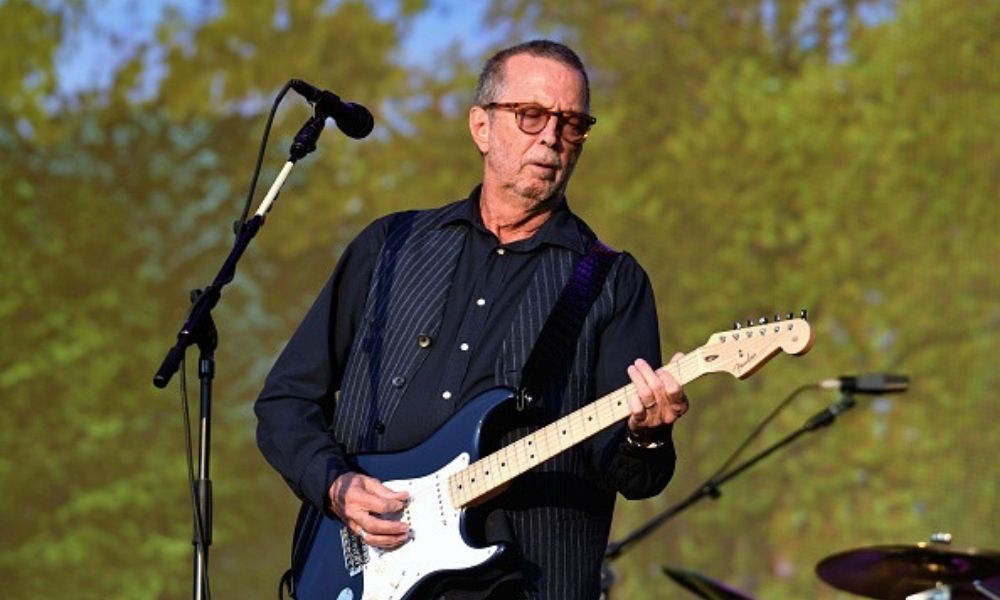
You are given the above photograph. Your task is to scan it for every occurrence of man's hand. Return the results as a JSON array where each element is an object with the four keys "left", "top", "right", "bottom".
[
  {"left": 625, "top": 354, "right": 689, "bottom": 443},
  {"left": 328, "top": 472, "right": 410, "bottom": 550}
]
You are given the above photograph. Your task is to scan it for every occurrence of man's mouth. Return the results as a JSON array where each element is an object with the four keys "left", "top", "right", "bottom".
[{"left": 525, "top": 163, "right": 559, "bottom": 181}]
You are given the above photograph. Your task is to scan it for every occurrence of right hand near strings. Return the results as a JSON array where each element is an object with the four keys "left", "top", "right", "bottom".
[{"left": 328, "top": 471, "right": 410, "bottom": 550}]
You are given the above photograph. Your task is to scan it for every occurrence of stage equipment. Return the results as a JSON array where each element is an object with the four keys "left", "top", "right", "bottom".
[
  {"left": 818, "top": 373, "right": 910, "bottom": 394},
  {"left": 289, "top": 79, "right": 374, "bottom": 139},
  {"left": 602, "top": 331, "right": 913, "bottom": 599},
  {"left": 817, "top": 540, "right": 1000, "bottom": 599},
  {"left": 662, "top": 566, "right": 756, "bottom": 599},
  {"left": 152, "top": 80, "right": 370, "bottom": 600}
]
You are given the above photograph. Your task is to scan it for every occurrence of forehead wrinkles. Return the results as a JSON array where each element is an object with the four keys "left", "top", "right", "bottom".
[{"left": 498, "top": 56, "right": 587, "bottom": 112}]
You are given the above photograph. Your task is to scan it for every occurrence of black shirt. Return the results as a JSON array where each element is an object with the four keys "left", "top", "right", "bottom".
[{"left": 256, "top": 188, "right": 674, "bottom": 509}]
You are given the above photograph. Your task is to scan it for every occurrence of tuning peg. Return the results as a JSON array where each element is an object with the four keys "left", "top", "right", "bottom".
[
  {"left": 800, "top": 308, "right": 808, "bottom": 320},
  {"left": 758, "top": 316, "right": 768, "bottom": 325},
  {"left": 786, "top": 311, "right": 794, "bottom": 320},
  {"left": 733, "top": 321, "right": 742, "bottom": 330},
  {"left": 773, "top": 313, "right": 782, "bottom": 322},
  {"left": 746, "top": 319, "right": 754, "bottom": 328}
]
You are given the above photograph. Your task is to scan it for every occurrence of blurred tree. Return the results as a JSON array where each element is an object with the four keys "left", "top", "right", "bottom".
[
  {"left": 0, "top": 0, "right": 62, "bottom": 139},
  {"left": 1, "top": 0, "right": 996, "bottom": 598},
  {"left": 486, "top": 1, "right": 998, "bottom": 598},
  {"left": 0, "top": 0, "right": 437, "bottom": 597}
]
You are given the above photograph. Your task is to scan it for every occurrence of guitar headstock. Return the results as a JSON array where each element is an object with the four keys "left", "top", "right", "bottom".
[{"left": 698, "top": 311, "right": 814, "bottom": 379}]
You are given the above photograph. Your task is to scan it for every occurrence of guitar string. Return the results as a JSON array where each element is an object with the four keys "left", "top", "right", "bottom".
[
  {"left": 448, "top": 351, "right": 712, "bottom": 506},
  {"left": 391, "top": 324, "right": 791, "bottom": 512},
  {"left": 447, "top": 321, "right": 806, "bottom": 505}
]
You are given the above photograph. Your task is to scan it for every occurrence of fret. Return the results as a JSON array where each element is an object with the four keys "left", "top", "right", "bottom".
[{"left": 448, "top": 318, "right": 814, "bottom": 507}]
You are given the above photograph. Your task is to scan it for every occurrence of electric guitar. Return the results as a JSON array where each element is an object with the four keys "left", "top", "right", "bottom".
[{"left": 290, "top": 316, "right": 814, "bottom": 600}]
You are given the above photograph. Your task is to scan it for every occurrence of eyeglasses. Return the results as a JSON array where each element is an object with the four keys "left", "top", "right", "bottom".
[{"left": 483, "top": 102, "right": 597, "bottom": 144}]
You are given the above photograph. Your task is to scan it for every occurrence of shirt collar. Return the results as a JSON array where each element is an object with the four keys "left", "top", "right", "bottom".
[{"left": 442, "top": 185, "right": 591, "bottom": 255}]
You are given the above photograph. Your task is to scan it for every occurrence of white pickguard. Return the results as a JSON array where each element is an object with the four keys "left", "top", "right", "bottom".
[{"left": 356, "top": 453, "right": 501, "bottom": 600}]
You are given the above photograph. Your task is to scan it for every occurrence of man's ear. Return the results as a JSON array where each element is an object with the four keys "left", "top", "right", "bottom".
[{"left": 469, "top": 106, "right": 490, "bottom": 153}]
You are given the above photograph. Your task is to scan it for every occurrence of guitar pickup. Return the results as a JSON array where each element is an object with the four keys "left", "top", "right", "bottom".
[{"left": 340, "top": 527, "right": 369, "bottom": 576}]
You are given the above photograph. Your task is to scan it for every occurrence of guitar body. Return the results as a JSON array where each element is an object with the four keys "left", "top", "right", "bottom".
[{"left": 292, "top": 387, "right": 516, "bottom": 600}]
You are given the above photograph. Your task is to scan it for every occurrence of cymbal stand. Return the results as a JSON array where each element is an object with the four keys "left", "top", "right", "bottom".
[
  {"left": 601, "top": 392, "right": 857, "bottom": 599},
  {"left": 974, "top": 580, "right": 1000, "bottom": 600}
]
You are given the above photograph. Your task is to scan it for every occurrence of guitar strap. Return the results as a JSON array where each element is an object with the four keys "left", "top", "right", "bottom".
[{"left": 515, "top": 239, "right": 620, "bottom": 412}]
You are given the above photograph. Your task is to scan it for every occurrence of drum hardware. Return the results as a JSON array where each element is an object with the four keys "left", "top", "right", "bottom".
[
  {"left": 816, "top": 534, "right": 1000, "bottom": 599},
  {"left": 662, "top": 566, "right": 756, "bottom": 600}
]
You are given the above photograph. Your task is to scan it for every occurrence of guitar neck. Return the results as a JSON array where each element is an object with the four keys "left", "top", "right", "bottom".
[
  {"left": 448, "top": 354, "right": 703, "bottom": 508},
  {"left": 446, "top": 316, "right": 813, "bottom": 508}
]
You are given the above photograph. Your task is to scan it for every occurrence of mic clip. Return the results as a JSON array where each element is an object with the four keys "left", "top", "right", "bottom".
[
  {"left": 289, "top": 114, "right": 326, "bottom": 162},
  {"left": 805, "top": 392, "right": 857, "bottom": 431}
]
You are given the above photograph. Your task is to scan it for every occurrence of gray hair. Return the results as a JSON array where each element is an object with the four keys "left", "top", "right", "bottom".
[{"left": 474, "top": 40, "right": 590, "bottom": 109}]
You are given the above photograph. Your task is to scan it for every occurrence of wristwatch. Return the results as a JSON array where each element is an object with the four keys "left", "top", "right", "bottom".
[{"left": 625, "top": 429, "right": 667, "bottom": 449}]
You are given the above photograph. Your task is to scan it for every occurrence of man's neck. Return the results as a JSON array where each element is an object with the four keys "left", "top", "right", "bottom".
[{"left": 479, "top": 188, "right": 563, "bottom": 245}]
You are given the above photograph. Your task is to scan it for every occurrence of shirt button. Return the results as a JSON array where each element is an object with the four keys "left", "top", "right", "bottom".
[
  {"left": 442, "top": 390, "right": 452, "bottom": 400},
  {"left": 375, "top": 421, "right": 386, "bottom": 434},
  {"left": 496, "top": 248, "right": 506, "bottom": 255},
  {"left": 417, "top": 333, "right": 432, "bottom": 348},
  {"left": 476, "top": 298, "right": 486, "bottom": 307},
  {"left": 459, "top": 343, "right": 469, "bottom": 352},
  {"left": 391, "top": 376, "right": 406, "bottom": 388}
]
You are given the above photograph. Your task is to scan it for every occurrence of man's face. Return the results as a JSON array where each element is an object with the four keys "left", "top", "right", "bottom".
[{"left": 470, "top": 54, "right": 589, "bottom": 206}]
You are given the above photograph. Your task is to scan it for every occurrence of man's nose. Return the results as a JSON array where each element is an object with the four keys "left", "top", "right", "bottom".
[{"left": 537, "top": 114, "right": 562, "bottom": 147}]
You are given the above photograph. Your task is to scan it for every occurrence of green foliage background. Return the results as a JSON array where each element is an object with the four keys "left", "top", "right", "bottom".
[{"left": 1, "top": 1, "right": 996, "bottom": 598}]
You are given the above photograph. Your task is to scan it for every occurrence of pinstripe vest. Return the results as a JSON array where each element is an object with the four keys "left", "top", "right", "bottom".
[{"left": 335, "top": 200, "right": 624, "bottom": 599}]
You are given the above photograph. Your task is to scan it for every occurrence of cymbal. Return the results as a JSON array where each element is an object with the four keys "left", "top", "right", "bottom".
[
  {"left": 816, "top": 543, "right": 1000, "bottom": 599},
  {"left": 662, "top": 566, "right": 756, "bottom": 600}
]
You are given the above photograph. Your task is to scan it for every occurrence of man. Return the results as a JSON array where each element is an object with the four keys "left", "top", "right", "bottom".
[{"left": 255, "top": 40, "right": 688, "bottom": 599}]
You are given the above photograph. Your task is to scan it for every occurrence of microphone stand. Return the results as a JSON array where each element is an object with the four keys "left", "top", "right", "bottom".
[
  {"left": 152, "top": 109, "right": 328, "bottom": 600},
  {"left": 601, "top": 392, "right": 858, "bottom": 600}
]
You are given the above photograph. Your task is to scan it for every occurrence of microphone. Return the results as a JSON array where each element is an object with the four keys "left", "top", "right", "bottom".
[
  {"left": 819, "top": 373, "right": 910, "bottom": 394},
  {"left": 289, "top": 79, "right": 374, "bottom": 139}
]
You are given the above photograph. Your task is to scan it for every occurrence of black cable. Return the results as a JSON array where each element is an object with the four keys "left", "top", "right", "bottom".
[
  {"left": 180, "top": 358, "right": 212, "bottom": 600},
  {"left": 704, "top": 383, "right": 819, "bottom": 483},
  {"left": 278, "top": 570, "right": 293, "bottom": 600},
  {"left": 237, "top": 81, "right": 294, "bottom": 227}
]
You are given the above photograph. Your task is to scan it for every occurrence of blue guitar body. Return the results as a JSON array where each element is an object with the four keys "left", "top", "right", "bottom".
[{"left": 291, "top": 387, "right": 516, "bottom": 600}]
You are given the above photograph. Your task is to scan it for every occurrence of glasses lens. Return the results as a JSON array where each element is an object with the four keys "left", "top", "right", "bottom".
[
  {"left": 516, "top": 106, "right": 549, "bottom": 134},
  {"left": 562, "top": 116, "right": 589, "bottom": 142},
  {"left": 502, "top": 103, "right": 592, "bottom": 142}
]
